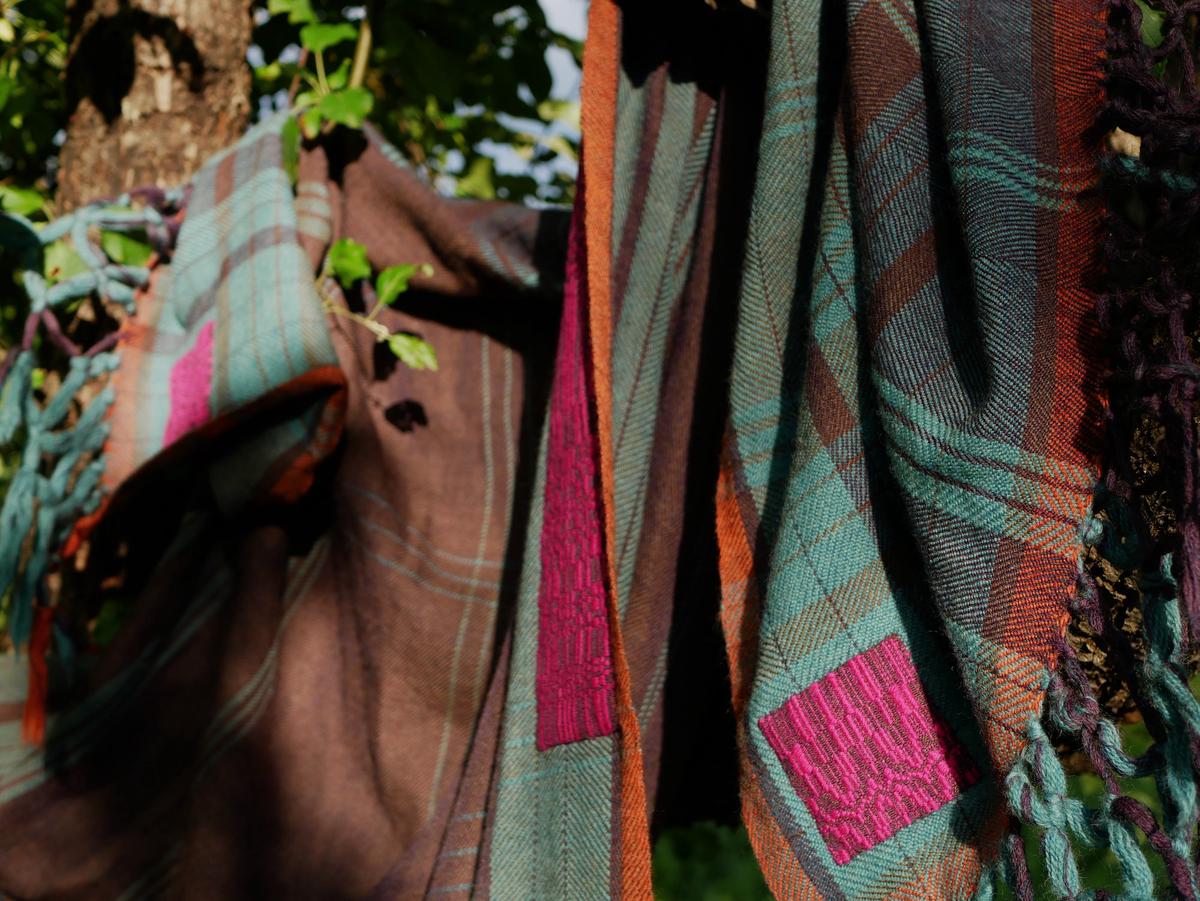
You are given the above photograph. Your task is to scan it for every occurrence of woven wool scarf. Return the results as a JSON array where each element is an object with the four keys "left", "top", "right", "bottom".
[{"left": 1, "top": 1, "right": 1199, "bottom": 899}]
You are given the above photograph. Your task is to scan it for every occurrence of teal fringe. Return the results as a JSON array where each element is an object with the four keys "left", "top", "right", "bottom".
[
  {"left": 975, "top": 512, "right": 1200, "bottom": 900},
  {"left": 0, "top": 191, "right": 182, "bottom": 648}
]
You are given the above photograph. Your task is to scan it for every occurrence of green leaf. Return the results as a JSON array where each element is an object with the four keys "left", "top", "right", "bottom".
[
  {"left": 299, "top": 105, "right": 322, "bottom": 140},
  {"left": 253, "top": 61, "right": 296, "bottom": 92},
  {"left": 299, "top": 23, "right": 357, "bottom": 56},
  {"left": 326, "top": 238, "right": 370, "bottom": 289},
  {"left": 30, "top": 368, "right": 45, "bottom": 391},
  {"left": 100, "top": 231, "right": 154, "bottom": 267},
  {"left": 0, "top": 76, "right": 13, "bottom": 112},
  {"left": 326, "top": 59, "right": 352, "bottom": 91},
  {"left": 376, "top": 263, "right": 433, "bottom": 307},
  {"left": 456, "top": 156, "right": 496, "bottom": 200},
  {"left": 316, "top": 87, "right": 373, "bottom": 130},
  {"left": 267, "top": 0, "right": 316, "bottom": 24},
  {"left": 293, "top": 89, "right": 319, "bottom": 112},
  {"left": 282, "top": 116, "right": 301, "bottom": 186},
  {"left": 0, "top": 19, "right": 14, "bottom": 44},
  {"left": 387, "top": 333, "right": 438, "bottom": 371},
  {"left": 0, "top": 185, "right": 45, "bottom": 217},
  {"left": 44, "top": 240, "right": 88, "bottom": 284},
  {"left": 1135, "top": 0, "right": 1165, "bottom": 47}
]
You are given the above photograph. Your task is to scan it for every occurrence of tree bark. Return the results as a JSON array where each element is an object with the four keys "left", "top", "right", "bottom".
[{"left": 57, "top": 0, "right": 254, "bottom": 210}]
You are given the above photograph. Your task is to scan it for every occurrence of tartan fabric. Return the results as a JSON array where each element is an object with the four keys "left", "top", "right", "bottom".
[
  {"left": 714, "top": 0, "right": 1103, "bottom": 896},
  {"left": 530, "top": 0, "right": 1105, "bottom": 897},
  {"left": 0, "top": 0, "right": 1112, "bottom": 897},
  {"left": 0, "top": 119, "right": 570, "bottom": 898},
  {"left": 103, "top": 116, "right": 345, "bottom": 512}
]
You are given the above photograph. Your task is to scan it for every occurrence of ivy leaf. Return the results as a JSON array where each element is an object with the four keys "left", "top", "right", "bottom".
[
  {"left": 282, "top": 116, "right": 301, "bottom": 186},
  {"left": 387, "top": 333, "right": 439, "bottom": 371},
  {"left": 376, "top": 263, "right": 433, "bottom": 307},
  {"left": 267, "top": 0, "right": 316, "bottom": 24},
  {"left": 299, "top": 23, "right": 357, "bottom": 56},
  {"left": 44, "top": 240, "right": 88, "bottom": 284},
  {"left": 100, "top": 231, "right": 154, "bottom": 267},
  {"left": 0, "top": 185, "right": 45, "bottom": 217},
  {"left": 326, "top": 238, "right": 370, "bottom": 289},
  {"left": 316, "top": 87, "right": 373, "bottom": 130},
  {"left": 1134, "top": 0, "right": 1165, "bottom": 47}
]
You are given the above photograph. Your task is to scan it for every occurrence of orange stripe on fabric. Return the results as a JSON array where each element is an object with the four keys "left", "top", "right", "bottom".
[
  {"left": 580, "top": 1, "right": 652, "bottom": 897},
  {"left": 883, "top": 823, "right": 1001, "bottom": 901},
  {"left": 984, "top": 0, "right": 1105, "bottom": 780},
  {"left": 742, "top": 769, "right": 822, "bottom": 900},
  {"left": 715, "top": 458, "right": 820, "bottom": 899},
  {"left": 1047, "top": 0, "right": 1106, "bottom": 469},
  {"left": 716, "top": 458, "right": 756, "bottom": 707},
  {"left": 21, "top": 606, "right": 53, "bottom": 745}
]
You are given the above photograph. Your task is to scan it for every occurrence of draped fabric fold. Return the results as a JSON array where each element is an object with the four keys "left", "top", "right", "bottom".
[{"left": 5, "top": 1, "right": 1196, "bottom": 899}]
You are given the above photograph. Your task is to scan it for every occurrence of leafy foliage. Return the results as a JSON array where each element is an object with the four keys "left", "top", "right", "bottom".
[
  {"left": 252, "top": 0, "right": 580, "bottom": 203},
  {"left": 386, "top": 332, "right": 438, "bottom": 371},
  {"left": 0, "top": 0, "right": 579, "bottom": 354},
  {"left": 298, "top": 21, "right": 355, "bottom": 55},
  {"left": 318, "top": 237, "right": 437, "bottom": 371},
  {"left": 1134, "top": 0, "right": 1165, "bottom": 48},
  {"left": 376, "top": 262, "right": 433, "bottom": 307},
  {"left": 0, "top": 0, "right": 580, "bottom": 230},
  {"left": 653, "top": 823, "right": 771, "bottom": 901},
  {"left": 0, "top": 0, "right": 67, "bottom": 190},
  {"left": 326, "top": 237, "right": 372, "bottom": 289},
  {"left": 0, "top": 0, "right": 65, "bottom": 346}
]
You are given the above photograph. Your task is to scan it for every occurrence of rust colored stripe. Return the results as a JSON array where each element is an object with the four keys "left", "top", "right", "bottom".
[{"left": 580, "top": 0, "right": 653, "bottom": 896}]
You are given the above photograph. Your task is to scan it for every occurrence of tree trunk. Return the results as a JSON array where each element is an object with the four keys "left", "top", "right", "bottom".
[{"left": 56, "top": 0, "right": 254, "bottom": 210}]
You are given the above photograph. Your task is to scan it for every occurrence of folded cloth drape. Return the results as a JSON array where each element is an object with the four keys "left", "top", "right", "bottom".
[{"left": 2, "top": 1, "right": 1198, "bottom": 899}]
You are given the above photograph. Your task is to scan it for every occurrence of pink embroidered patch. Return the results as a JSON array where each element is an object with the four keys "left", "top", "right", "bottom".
[
  {"left": 534, "top": 179, "right": 616, "bottom": 751},
  {"left": 163, "top": 321, "right": 215, "bottom": 446},
  {"left": 758, "top": 635, "right": 979, "bottom": 865}
]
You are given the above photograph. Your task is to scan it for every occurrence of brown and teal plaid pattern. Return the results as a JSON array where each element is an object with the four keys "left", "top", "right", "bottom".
[
  {"left": 0, "top": 0, "right": 1112, "bottom": 896},
  {"left": 0, "top": 120, "right": 570, "bottom": 898},
  {"left": 713, "top": 0, "right": 1105, "bottom": 897}
]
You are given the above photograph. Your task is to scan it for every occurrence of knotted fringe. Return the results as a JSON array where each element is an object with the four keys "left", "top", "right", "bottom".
[
  {"left": 977, "top": 508, "right": 1200, "bottom": 899},
  {"left": 0, "top": 187, "right": 182, "bottom": 742},
  {"left": 979, "top": 2, "right": 1200, "bottom": 896},
  {"left": 1101, "top": 0, "right": 1200, "bottom": 646}
]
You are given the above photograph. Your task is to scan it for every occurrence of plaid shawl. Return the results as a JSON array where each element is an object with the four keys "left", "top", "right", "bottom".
[
  {"left": 493, "top": 0, "right": 1107, "bottom": 895},
  {"left": 3, "top": 1, "right": 1198, "bottom": 899}
]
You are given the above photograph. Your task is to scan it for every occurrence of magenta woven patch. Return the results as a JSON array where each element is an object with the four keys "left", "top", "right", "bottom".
[
  {"left": 163, "top": 320, "right": 214, "bottom": 445},
  {"left": 535, "top": 181, "right": 615, "bottom": 751},
  {"left": 758, "top": 635, "right": 979, "bottom": 865}
]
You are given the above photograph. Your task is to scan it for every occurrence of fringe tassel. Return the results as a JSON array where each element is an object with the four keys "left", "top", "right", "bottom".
[
  {"left": 983, "top": 511, "right": 1199, "bottom": 899},
  {"left": 982, "top": 2, "right": 1200, "bottom": 894},
  {"left": 0, "top": 190, "right": 182, "bottom": 734},
  {"left": 1100, "top": 0, "right": 1200, "bottom": 643}
]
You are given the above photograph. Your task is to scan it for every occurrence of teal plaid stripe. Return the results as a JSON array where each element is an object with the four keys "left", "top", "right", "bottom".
[
  {"left": 716, "top": 0, "right": 1102, "bottom": 894},
  {"left": 491, "top": 432, "right": 616, "bottom": 898}
]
